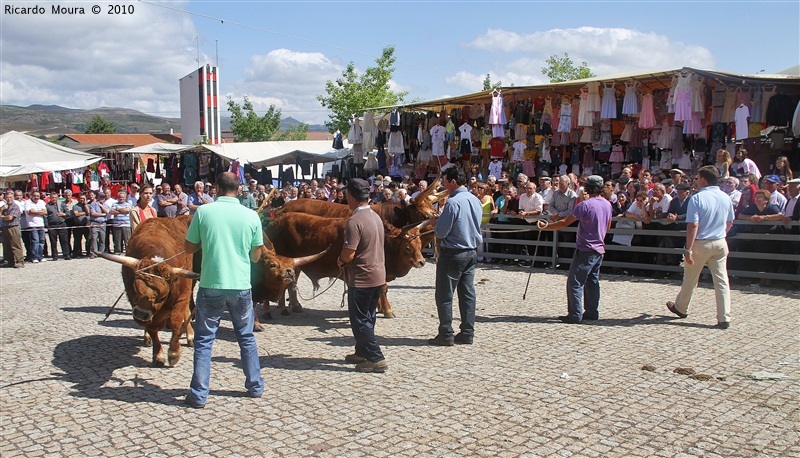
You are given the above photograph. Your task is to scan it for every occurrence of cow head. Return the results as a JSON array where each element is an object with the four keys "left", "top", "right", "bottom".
[
  {"left": 408, "top": 178, "right": 445, "bottom": 220},
  {"left": 96, "top": 252, "right": 198, "bottom": 324},
  {"left": 384, "top": 220, "right": 429, "bottom": 277},
  {"left": 256, "top": 238, "right": 329, "bottom": 302}
]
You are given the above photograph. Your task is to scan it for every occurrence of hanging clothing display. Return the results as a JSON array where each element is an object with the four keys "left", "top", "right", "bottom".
[
  {"left": 673, "top": 72, "right": 693, "bottom": 121},
  {"left": 734, "top": 104, "right": 751, "bottom": 140},
  {"left": 489, "top": 90, "right": 507, "bottom": 125},
  {"left": 578, "top": 86, "right": 593, "bottom": 126},
  {"left": 600, "top": 82, "right": 617, "bottom": 119},
  {"left": 557, "top": 100, "right": 572, "bottom": 133},
  {"left": 362, "top": 110, "right": 376, "bottom": 151},
  {"left": 638, "top": 93, "right": 657, "bottom": 129},
  {"left": 622, "top": 80, "right": 639, "bottom": 115}
]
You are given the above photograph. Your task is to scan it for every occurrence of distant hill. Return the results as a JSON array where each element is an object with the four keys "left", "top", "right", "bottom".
[{"left": 0, "top": 105, "right": 328, "bottom": 137}]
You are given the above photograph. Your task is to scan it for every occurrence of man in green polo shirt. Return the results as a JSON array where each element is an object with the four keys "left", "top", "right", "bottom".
[{"left": 183, "top": 172, "right": 265, "bottom": 408}]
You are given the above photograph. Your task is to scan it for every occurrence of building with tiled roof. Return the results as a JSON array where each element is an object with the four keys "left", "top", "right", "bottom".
[{"left": 57, "top": 133, "right": 182, "bottom": 152}]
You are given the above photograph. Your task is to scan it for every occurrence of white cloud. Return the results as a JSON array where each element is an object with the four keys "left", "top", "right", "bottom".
[
  {"left": 467, "top": 27, "right": 715, "bottom": 73},
  {"left": 226, "top": 49, "right": 343, "bottom": 125},
  {"left": 0, "top": 2, "right": 202, "bottom": 117}
]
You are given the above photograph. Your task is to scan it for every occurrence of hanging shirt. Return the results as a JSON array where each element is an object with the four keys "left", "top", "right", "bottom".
[{"left": 489, "top": 137, "right": 507, "bottom": 159}]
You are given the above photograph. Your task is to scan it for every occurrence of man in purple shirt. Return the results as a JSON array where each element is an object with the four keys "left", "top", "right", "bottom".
[{"left": 540, "top": 175, "right": 613, "bottom": 324}]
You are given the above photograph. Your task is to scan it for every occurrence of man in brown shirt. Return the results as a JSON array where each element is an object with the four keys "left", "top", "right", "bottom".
[{"left": 337, "top": 178, "right": 387, "bottom": 373}]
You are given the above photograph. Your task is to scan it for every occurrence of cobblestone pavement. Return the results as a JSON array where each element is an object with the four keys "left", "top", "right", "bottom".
[{"left": 1, "top": 257, "right": 798, "bottom": 457}]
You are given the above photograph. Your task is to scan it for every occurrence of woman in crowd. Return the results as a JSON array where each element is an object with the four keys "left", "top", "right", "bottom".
[
  {"left": 737, "top": 189, "right": 784, "bottom": 285},
  {"left": 772, "top": 155, "right": 794, "bottom": 183},
  {"left": 333, "top": 188, "right": 348, "bottom": 205},
  {"left": 715, "top": 149, "right": 732, "bottom": 179},
  {"left": 474, "top": 182, "right": 495, "bottom": 263},
  {"left": 735, "top": 182, "right": 758, "bottom": 218},
  {"left": 129, "top": 185, "right": 157, "bottom": 232}
]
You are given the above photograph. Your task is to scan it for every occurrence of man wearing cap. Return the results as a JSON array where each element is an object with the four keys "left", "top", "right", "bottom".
[
  {"left": 666, "top": 166, "right": 734, "bottom": 330},
  {"left": 337, "top": 178, "right": 388, "bottom": 372},
  {"left": 762, "top": 174, "right": 787, "bottom": 212},
  {"left": 538, "top": 174, "right": 552, "bottom": 202},
  {"left": 720, "top": 177, "right": 741, "bottom": 208},
  {"left": 238, "top": 186, "right": 258, "bottom": 210},
  {"left": 88, "top": 191, "right": 110, "bottom": 257},
  {"left": 429, "top": 166, "right": 483, "bottom": 345},
  {"left": 539, "top": 176, "right": 612, "bottom": 324}
]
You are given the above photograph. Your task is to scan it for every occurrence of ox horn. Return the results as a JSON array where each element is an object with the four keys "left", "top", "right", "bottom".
[
  {"left": 429, "top": 189, "right": 449, "bottom": 203},
  {"left": 170, "top": 267, "right": 201, "bottom": 279},
  {"left": 293, "top": 245, "right": 331, "bottom": 268},
  {"left": 401, "top": 219, "right": 431, "bottom": 233},
  {"left": 94, "top": 251, "right": 140, "bottom": 269}
]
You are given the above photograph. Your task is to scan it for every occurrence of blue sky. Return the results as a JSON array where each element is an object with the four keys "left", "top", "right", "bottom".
[{"left": 1, "top": 1, "right": 798, "bottom": 127}]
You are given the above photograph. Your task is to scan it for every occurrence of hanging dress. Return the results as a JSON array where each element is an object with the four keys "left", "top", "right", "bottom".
[
  {"left": 620, "top": 123, "right": 633, "bottom": 142},
  {"left": 673, "top": 72, "right": 693, "bottom": 121},
  {"left": 489, "top": 91, "right": 507, "bottom": 125},
  {"left": 622, "top": 80, "right": 639, "bottom": 115},
  {"left": 586, "top": 81, "right": 602, "bottom": 112},
  {"left": 362, "top": 110, "right": 376, "bottom": 151},
  {"left": 557, "top": 102, "right": 572, "bottom": 133},
  {"left": 638, "top": 93, "right": 657, "bottom": 129},
  {"left": 721, "top": 87, "right": 738, "bottom": 123},
  {"left": 578, "top": 87, "right": 593, "bottom": 126},
  {"left": 600, "top": 82, "right": 617, "bottom": 119}
]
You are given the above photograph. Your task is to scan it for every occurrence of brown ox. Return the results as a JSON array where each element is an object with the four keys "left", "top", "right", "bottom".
[
  {"left": 274, "top": 181, "right": 443, "bottom": 316},
  {"left": 96, "top": 217, "right": 199, "bottom": 367},
  {"left": 250, "top": 234, "right": 329, "bottom": 326},
  {"left": 264, "top": 212, "right": 428, "bottom": 318}
]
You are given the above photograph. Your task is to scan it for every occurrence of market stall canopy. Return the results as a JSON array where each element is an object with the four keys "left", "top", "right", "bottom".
[
  {"left": 121, "top": 142, "right": 205, "bottom": 155},
  {"left": 204, "top": 140, "right": 351, "bottom": 168},
  {"left": 369, "top": 67, "right": 800, "bottom": 112},
  {"left": 0, "top": 131, "right": 102, "bottom": 179}
]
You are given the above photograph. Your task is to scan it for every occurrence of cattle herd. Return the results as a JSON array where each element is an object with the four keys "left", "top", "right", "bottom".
[{"left": 97, "top": 180, "right": 447, "bottom": 366}]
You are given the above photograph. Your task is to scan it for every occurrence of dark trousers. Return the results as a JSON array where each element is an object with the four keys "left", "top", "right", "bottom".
[
  {"left": 435, "top": 248, "right": 477, "bottom": 338},
  {"left": 21, "top": 230, "right": 32, "bottom": 261},
  {"left": 72, "top": 227, "right": 89, "bottom": 257},
  {"left": 347, "top": 285, "right": 384, "bottom": 362},
  {"left": 112, "top": 226, "right": 131, "bottom": 254},
  {"left": 48, "top": 226, "right": 70, "bottom": 259}
]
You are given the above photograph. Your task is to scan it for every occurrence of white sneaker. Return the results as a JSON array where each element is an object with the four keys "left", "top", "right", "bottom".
[{"left": 32, "top": 260, "right": 39, "bottom": 263}]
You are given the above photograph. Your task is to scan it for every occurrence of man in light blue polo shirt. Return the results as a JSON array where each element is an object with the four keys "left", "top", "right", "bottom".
[
  {"left": 183, "top": 172, "right": 265, "bottom": 408},
  {"left": 666, "top": 165, "right": 735, "bottom": 329}
]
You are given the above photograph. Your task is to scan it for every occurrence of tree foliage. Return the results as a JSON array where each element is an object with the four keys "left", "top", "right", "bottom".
[
  {"left": 227, "top": 96, "right": 308, "bottom": 142},
  {"left": 541, "top": 53, "right": 595, "bottom": 83},
  {"left": 317, "top": 45, "right": 408, "bottom": 134},
  {"left": 482, "top": 73, "right": 502, "bottom": 91},
  {"left": 85, "top": 115, "right": 116, "bottom": 134}
]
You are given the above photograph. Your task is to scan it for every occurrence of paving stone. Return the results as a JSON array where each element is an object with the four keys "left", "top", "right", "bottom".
[{"left": 1, "top": 259, "right": 798, "bottom": 456}]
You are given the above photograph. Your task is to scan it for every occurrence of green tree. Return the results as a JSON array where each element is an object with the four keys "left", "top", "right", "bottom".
[
  {"left": 482, "top": 73, "right": 502, "bottom": 91},
  {"left": 227, "top": 96, "right": 309, "bottom": 142},
  {"left": 84, "top": 115, "right": 116, "bottom": 134},
  {"left": 317, "top": 45, "right": 408, "bottom": 134},
  {"left": 541, "top": 53, "right": 594, "bottom": 83}
]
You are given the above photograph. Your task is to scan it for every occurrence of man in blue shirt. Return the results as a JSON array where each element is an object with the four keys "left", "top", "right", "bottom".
[
  {"left": 429, "top": 166, "right": 483, "bottom": 346},
  {"left": 187, "top": 181, "right": 213, "bottom": 215},
  {"left": 666, "top": 165, "right": 735, "bottom": 329}
]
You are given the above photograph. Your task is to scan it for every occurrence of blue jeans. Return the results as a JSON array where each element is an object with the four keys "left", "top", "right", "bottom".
[
  {"left": 435, "top": 248, "right": 477, "bottom": 338},
  {"left": 566, "top": 249, "right": 604, "bottom": 321},
  {"left": 189, "top": 288, "right": 263, "bottom": 404},
  {"left": 348, "top": 285, "right": 384, "bottom": 362},
  {"left": 30, "top": 228, "right": 45, "bottom": 261}
]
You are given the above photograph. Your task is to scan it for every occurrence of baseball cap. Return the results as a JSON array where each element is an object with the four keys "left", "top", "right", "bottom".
[
  {"left": 346, "top": 178, "right": 371, "bottom": 199},
  {"left": 662, "top": 178, "right": 674, "bottom": 186},
  {"left": 676, "top": 183, "right": 691, "bottom": 191},
  {"left": 241, "top": 186, "right": 250, "bottom": 192},
  {"left": 764, "top": 174, "right": 782, "bottom": 183},
  {"left": 539, "top": 176, "right": 551, "bottom": 181},
  {"left": 788, "top": 178, "right": 800, "bottom": 184},
  {"left": 586, "top": 175, "right": 604, "bottom": 187},
  {"left": 617, "top": 176, "right": 631, "bottom": 185}
]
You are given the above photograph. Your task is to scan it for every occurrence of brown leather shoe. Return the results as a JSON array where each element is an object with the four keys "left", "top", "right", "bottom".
[
  {"left": 345, "top": 354, "right": 367, "bottom": 364},
  {"left": 355, "top": 359, "right": 388, "bottom": 373},
  {"left": 666, "top": 301, "right": 688, "bottom": 319}
]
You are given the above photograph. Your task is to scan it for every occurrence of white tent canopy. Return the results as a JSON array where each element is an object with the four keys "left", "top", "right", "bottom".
[
  {"left": 121, "top": 143, "right": 202, "bottom": 155},
  {"left": 0, "top": 131, "right": 102, "bottom": 179},
  {"left": 204, "top": 140, "right": 350, "bottom": 168}
]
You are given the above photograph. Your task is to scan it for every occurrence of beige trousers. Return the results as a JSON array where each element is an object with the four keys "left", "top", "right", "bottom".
[{"left": 674, "top": 238, "right": 731, "bottom": 323}]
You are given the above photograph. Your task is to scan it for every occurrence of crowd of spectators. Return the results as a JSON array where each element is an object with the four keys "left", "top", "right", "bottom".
[
  {"left": 2, "top": 150, "right": 797, "bottom": 285},
  {"left": 0, "top": 173, "right": 426, "bottom": 268},
  {"left": 461, "top": 149, "right": 799, "bottom": 285}
]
